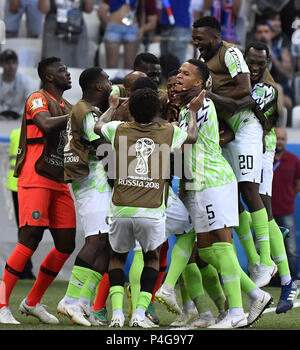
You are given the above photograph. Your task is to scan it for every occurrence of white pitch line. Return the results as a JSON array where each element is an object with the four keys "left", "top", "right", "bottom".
[
  {"left": 262, "top": 300, "right": 300, "bottom": 314},
  {"left": 166, "top": 301, "right": 300, "bottom": 330}
]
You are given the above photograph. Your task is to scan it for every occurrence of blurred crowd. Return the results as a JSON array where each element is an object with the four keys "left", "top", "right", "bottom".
[{"left": 0, "top": 0, "right": 300, "bottom": 125}]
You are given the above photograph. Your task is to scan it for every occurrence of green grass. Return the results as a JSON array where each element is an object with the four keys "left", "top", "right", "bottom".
[{"left": 0, "top": 280, "right": 300, "bottom": 330}]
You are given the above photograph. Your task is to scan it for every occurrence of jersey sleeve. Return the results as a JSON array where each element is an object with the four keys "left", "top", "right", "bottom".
[
  {"left": 251, "top": 83, "right": 277, "bottom": 110},
  {"left": 101, "top": 120, "right": 123, "bottom": 144},
  {"left": 81, "top": 111, "right": 101, "bottom": 142},
  {"left": 26, "top": 92, "right": 49, "bottom": 119},
  {"left": 171, "top": 124, "right": 187, "bottom": 152},
  {"left": 224, "top": 47, "right": 250, "bottom": 78},
  {"left": 111, "top": 85, "right": 121, "bottom": 97}
]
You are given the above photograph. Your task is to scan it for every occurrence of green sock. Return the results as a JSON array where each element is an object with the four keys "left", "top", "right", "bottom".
[
  {"left": 200, "top": 264, "right": 226, "bottom": 311},
  {"left": 269, "top": 219, "right": 291, "bottom": 279},
  {"left": 129, "top": 250, "right": 144, "bottom": 311},
  {"left": 65, "top": 265, "right": 91, "bottom": 299},
  {"left": 250, "top": 208, "right": 273, "bottom": 266},
  {"left": 182, "top": 263, "right": 209, "bottom": 313},
  {"left": 136, "top": 291, "right": 152, "bottom": 311},
  {"left": 165, "top": 229, "right": 196, "bottom": 287},
  {"left": 232, "top": 241, "right": 257, "bottom": 294},
  {"left": 178, "top": 274, "right": 191, "bottom": 304},
  {"left": 212, "top": 242, "right": 242, "bottom": 308},
  {"left": 235, "top": 210, "right": 260, "bottom": 264},
  {"left": 198, "top": 246, "right": 220, "bottom": 270},
  {"left": 109, "top": 285, "right": 124, "bottom": 312},
  {"left": 80, "top": 270, "right": 102, "bottom": 302}
]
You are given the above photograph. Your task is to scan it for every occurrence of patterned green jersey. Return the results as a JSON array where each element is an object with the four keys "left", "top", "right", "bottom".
[
  {"left": 72, "top": 111, "right": 111, "bottom": 199},
  {"left": 101, "top": 120, "right": 188, "bottom": 218},
  {"left": 178, "top": 98, "right": 236, "bottom": 192},
  {"left": 251, "top": 83, "right": 277, "bottom": 152},
  {"left": 222, "top": 47, "right": 259, "bottom": 134}
]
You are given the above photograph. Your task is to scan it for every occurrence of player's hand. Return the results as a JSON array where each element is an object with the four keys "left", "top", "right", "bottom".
[
  {"left": 109, "top": 92, "right": 119, "bottom": 109},
  {"left": 189, "top": 89, "right": 206, "bottom": 113},
  {"left": 175, "top": 86, "right": 202, "bottom": 106}
]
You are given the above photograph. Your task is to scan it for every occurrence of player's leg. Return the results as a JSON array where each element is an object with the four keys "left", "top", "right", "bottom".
[
  {"left": 182, "top": 249, "right": 215, "bottom": 328},
  {"left": 130, "top": 217, "right": 164, "bottom": 328},
  {"left": 58, "top": 190, "right": 111, "bottom": 325},
  {"left": 20, "top": 189, "right": 76, "bottom": 324},
  {"left": 261, "top": 194, "right": 298, "bottom": 313},
  {"left": 234, "top": 200, "right": 260, "bottom": 272},
  {"left": 92, "top": 272, "right": 110, "bottom": 325},
  {"left": 195, "top": 183, "right": 246, "bottom": 328},
  {"left": 239, "top": 181, "right": 275, "bottom": 280},
  {"left": 156, "top": 195, "right": 196, "bottom": 314}
]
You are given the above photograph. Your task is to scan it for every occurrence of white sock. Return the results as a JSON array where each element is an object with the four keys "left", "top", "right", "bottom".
[
  {"left": 248, "top": 286, "right": 265, "bottom": 300},
  {"left": 229, "top": 307, "right": 244, "bottom": 318}
]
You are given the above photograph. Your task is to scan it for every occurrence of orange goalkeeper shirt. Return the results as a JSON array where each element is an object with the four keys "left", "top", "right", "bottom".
[{"left": 17, "top": 91, "right": 69, "bottom": 191}]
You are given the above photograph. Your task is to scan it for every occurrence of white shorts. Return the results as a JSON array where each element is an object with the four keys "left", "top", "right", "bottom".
[
  {"left": 76, "top": 190, "right": 111, "bottom": 237},
  {"left": 259, "top": 150, "right": 275, "bottom": 196},
  {"left": 165, "top": 195, "right": 193, "bottom": 238},
  {"left": 222, "top": 121, "right": 263, "bottom": 183},
  {"left": 133, "top": 195, "right": 193, "bottom": 251},
  {"left": 108, "top": 216, "right": 166, "bottom": 253},
  {"left": 182, "top": 182, "right": 239, "bottom": 233}
]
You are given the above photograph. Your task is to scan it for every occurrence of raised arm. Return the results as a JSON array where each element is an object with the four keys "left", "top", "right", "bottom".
[
  {"left": 94, "top": 93, "right": 119, "bottom": 135},
  {"left": 184, "top": 90, "right": 206, "bottom": 144}
]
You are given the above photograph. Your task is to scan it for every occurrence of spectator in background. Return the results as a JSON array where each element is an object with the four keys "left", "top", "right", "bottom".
[
  {"left": 38, "top": 0, "right": 93, "bottom": 69},
  {"left": 203, "top": 0, "right": 241, "bottom": 45},
  {"left": 157, "top": 0, "right": 193, "bottom": 64},
  {"left": 98, "top": 0, "right": 158, "bottom": 69},
  {"left": 4, "top": 0, "right": 43, "bottom": 38},
  {"left": 272, "top": 127, "right": 300, "bottom": 280},
  {"left": 253, "top": 21, "right": 294, "bottom": 125},
  {"left": 0, "top": 49, "right": 38, "bottom": 120}
]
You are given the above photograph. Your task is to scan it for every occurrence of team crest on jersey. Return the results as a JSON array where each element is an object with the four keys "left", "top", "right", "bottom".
[{"left": 32, "top": 210, "right": 41, "bottom": 220}]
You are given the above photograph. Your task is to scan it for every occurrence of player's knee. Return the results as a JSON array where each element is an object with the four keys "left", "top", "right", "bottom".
[{"left": 19, "top": 226, "right": 44, "bottom": 251}]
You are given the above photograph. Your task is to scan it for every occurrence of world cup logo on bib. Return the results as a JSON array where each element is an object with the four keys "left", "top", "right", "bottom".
[{"left": 135, "top": 138, "right": 155, "bottom": 175}]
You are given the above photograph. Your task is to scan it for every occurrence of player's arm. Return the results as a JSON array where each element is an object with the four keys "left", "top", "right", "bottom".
[
  {"left": 94, "top": 93, "right": 119, "bottom": 135},
  {"left": 28, "top": 93, "right": 69, "bottom": 134},
  {"left": 206, "top": 90, "right": 256, "bottom": 114},
  {"left": 33, "top": 111, "right": 69, "bottom": 134}
]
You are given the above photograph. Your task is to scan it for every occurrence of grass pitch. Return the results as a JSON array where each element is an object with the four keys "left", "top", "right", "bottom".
[{"left": 0, "top": 280, "right": 300, "bottom": 331}]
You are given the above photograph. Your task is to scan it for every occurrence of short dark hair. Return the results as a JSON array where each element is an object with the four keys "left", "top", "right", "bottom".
[
  {"left": 187, "top": 59, "right": 210, "bottom": 87},
  {"left": 130, "top": 76, "right": 158, "bottom": 93},
  {"left": 245, "top": 41, "right": 270, "bottom": 58},
  {"left": 0, "top": 49, "right": 18, "bottom": 63},
  {"left": 79, "top": 67, "right": 104, "bottom": 90},
  {"left": 133, "top": 53, "right": 160, "bottom": 70},
  {"left": 37, "top": 57, "right": 61, "bottom": 81},
  {"left": 167, "top": 69, "right": 178, "bottom": 78},
  {"left": 129, "top": 88, "right": 160, "bottom": 123},
  {"left": 193, "top": 16, "right": 221, "bottom": 33}
]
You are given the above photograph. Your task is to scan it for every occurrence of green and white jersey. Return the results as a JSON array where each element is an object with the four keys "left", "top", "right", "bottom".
[
  {"left": 72, "top": 111, "right": 111, "bottom": 199},
  {"left": 224, "top": 47, "right": 249, "bottom": 78},
  {"left": 101, "top": 120, "right": 188, "bottom": 219},
  {"left": 251, "top": 83, "right": 277, "bottom": 152},
  {"left": 111, "top": 84, "right": 122, "bottom": 97},
  {"left": 222, "top": 48, "right": 259, "bottom": 134},
  {"left": 178, "top": 98, "right": 236, "bottom": 192}
]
